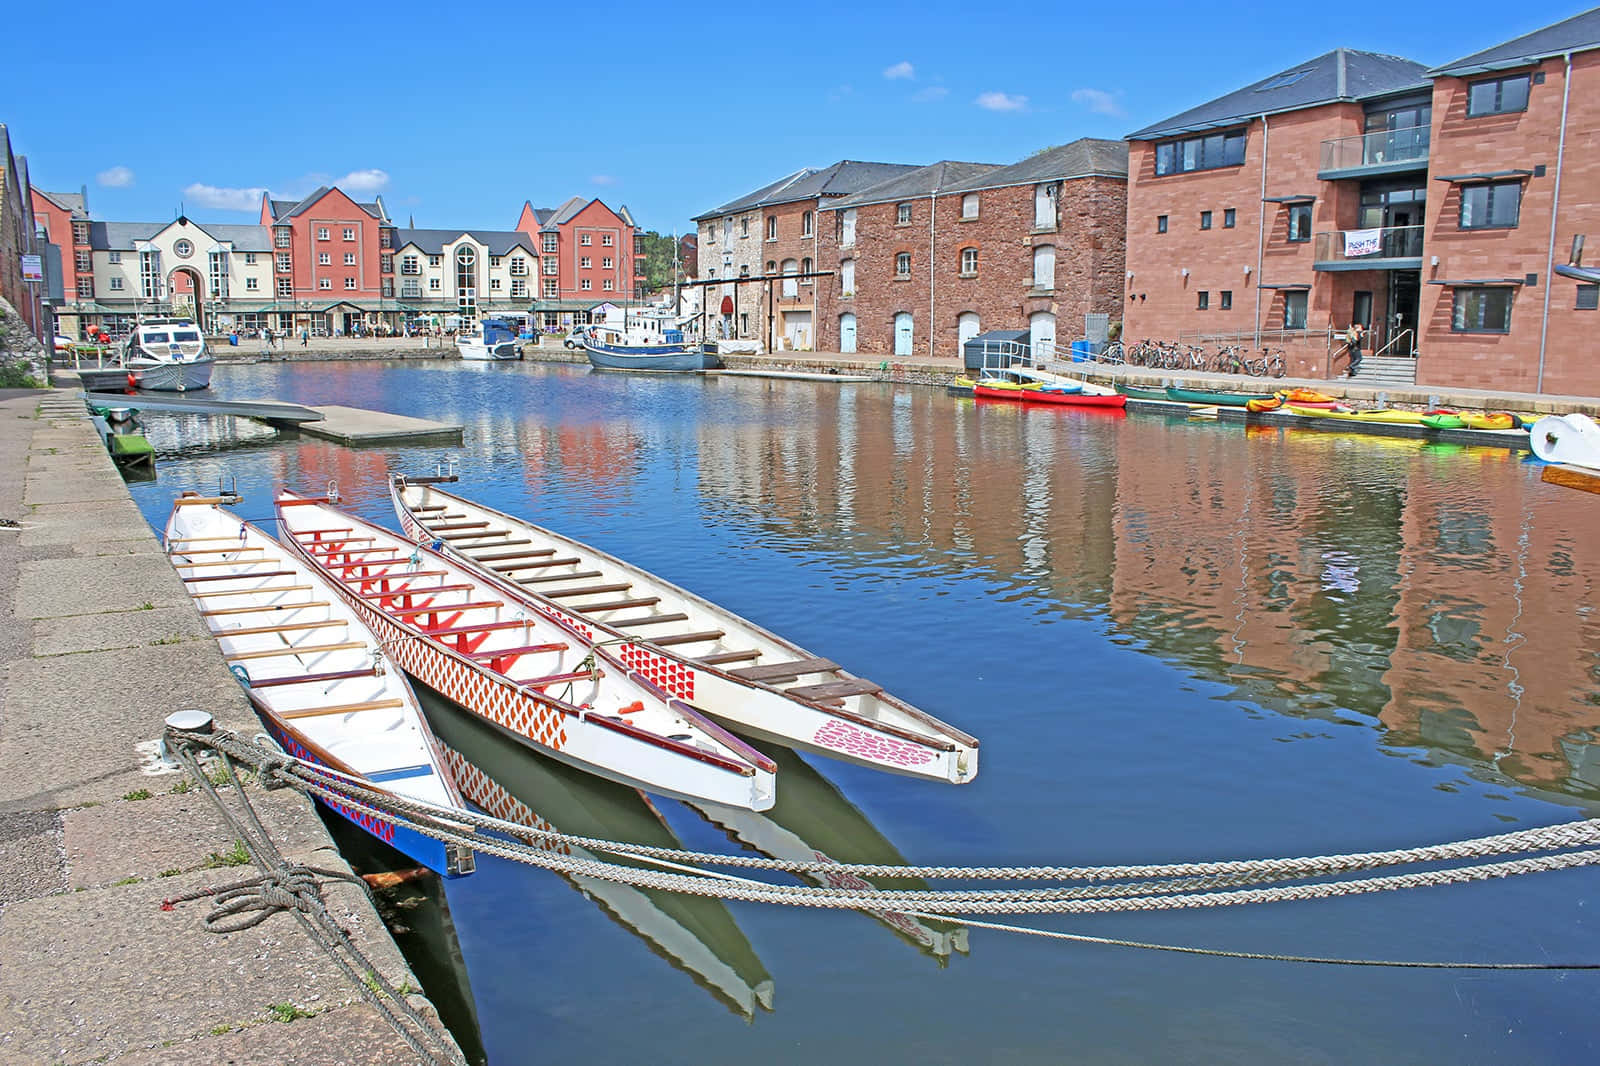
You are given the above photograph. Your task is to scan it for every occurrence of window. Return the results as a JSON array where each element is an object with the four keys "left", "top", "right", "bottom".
[
  {"left": 173, "top": 238, "right": 193, "bottom": 258},
  {"left": 580, "top": 256, "right": 591, "bottom": 268},
  {"left": 344, "top": 252, "right": 356, "bottom": 265},
  {"left": 75, "top": 250, "right": 92, "bottom": 272},
  {"left": 380, "top": 230, "right": 392, "bottom": 249},
  {"left": 108, "top": 251, "right": 121, "bottom": 264},
  {"left": 1467, "top": 74, "right": 1530, "bottom": 117},
  {"left": 344, "top": 277, "right": 356, "bottom": 290},
  {"left": 207, "top": 251, "right": 228, "bottom": 297},
  {"left": 380, "top": 254, "right": 392, "bottom": 273},
  {"left": 318, "top": 252, "right": 331, "bottom": 265},
  {"left": 601, "top": 234, "right": 613, "bottom": 247},
  {"left": 1220, "top": 289, "right": 1232, "bottom": 310},
  {"left": 381, "top": 280, "right": 393, "bottom": 297},
  {"left": 1452, "top": 287, "right": 1514, "bottom": 332},
  {"left": 276, "top": 229, "right": 290, "bottom": 248},
  {"left": 1197, "top": 291, "right": 1210, "bottom": 309},
  {"left": 840, "top": 258, "right": 855, "bottom": 294},
  {"left": 958, "top": 247, "right": 978, "bottom": 276},
  {"left": 72, "top": 221, "right": 89, "bottom": 244},
  {"left": 511, "top": 279, "right": 527, "bottom": 298},
  {"left": 543, "top": 234, "right": 557, "bottom": 253},
  {"left": 1287, "top": 204, "right": 1313, "bottom": 242},
  {"left": 277, "top": 253, "right": 291, "bottom": 273},
  {"left": 109, "top": 276, "right": 124, "bottom": 291},
  {"left": 342, "top": 228, "right": 355, "bottom": 241},
  {"left": 580, "top": 278, "right": 592, "bottom": 291},
  {"left": 840, "top": 208, "right": 857, "bottom": 248},
  {"left": 801, "top": 256, "right": 812, "bottom": 280},
  {"left": 895, "top": 252, "right": 911, "bottom": 277},
  {"left": 490, "top": 278, "right": 501, "bottom": 290},
  {"left": 544, "top": 279, "right": 558, "bottom": 297},
  {"left": 245, "top": 277, "right": 258, "bottom": 291},
  {"left": 1460, "top": 181, "right": 1521, "bottom": 229},
  {"left": 739, "top": 264, "right": 750, "bottom": 277},
  {"left": 1154, "top": 129, "right": 1246, "bottom": 175},
  {"left": 319, "top": 277, "right": 332, "bottom": 290},
  {"left": 77, "top": 275, "right": 93, "bottom": 297},
  {"left": 490, "top": 256, "right": 502, "bottom": 268},
  {"left": 1157, "top": 215, "right": 1168, "bottom": 233},
  {"left": 277, "top": 277, "right": 292, "bottom": 297},
  {"left": 1283, "top": 291, "right": 1308, "bottom": 329},
  {"left": 602, "top": 257, "right": 613, "bottom": 269},
  {"left": 402, "top": 255, "right": 419, "bottom": 274},
  {"left": 510, "top": 257, "right": 527, "bottom": 276},
  {"left": 897, "top": 202, "right": 913, "bottom": 225},
  {"left": 429, "top": 277, "right": 440, "bottom": 290},
  {"left": 1224, "top": 209, "right": 1236, "bottom": 228},
  {"left": 766, "top": 216, "right": 777, "bottom": 240},
  {"left": 243, "top": 252, "right": 256, "bottom": 265},
  {"left": 1578, "top": 284, "right": 1599, "bottom": 311},
  {"left": 602, "top": 279, "right": 614, "bottom": 291},
  {"left": 428, "top": 255, "right": 441, "bottom": 268},
  {"left": 317, "top": 227, "right": 329, "bottom": 241},
  {"left": 802, "top": 210, "right": 814, "bottom": 237},
  {"left": 961, "top": 193, "right": 980, "bottom": 219},
  {"left": 766, "top": 260, "right": 776, "bottom": 274},
  {"left": 1200, "top": 211, "right": 1212, "bottom": 230},
  {"left": 740, "top": 216, "right": 750, "bottom": 237}
]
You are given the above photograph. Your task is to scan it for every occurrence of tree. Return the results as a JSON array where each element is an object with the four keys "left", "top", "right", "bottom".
[{"left": 635, "top": 231, "right": 680, "bottom": 295}]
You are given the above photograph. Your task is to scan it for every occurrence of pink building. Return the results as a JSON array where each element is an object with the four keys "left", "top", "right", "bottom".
[
  {"left": 515, "top": 197, "right": 643, "bottom": 328},
  {"left": 259, "top": 186, "right": 397, "bottom": 336}
]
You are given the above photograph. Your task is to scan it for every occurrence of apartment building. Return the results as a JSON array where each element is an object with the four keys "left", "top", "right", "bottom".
[
  {"left": 693, "top": 161, "right": 919, "bottom": 347},
  {"left": 1, "top": 124, "right": 47, "bottom": 352},
  {"left": 390, "top": 230, "right": 538, "bottom": 323},
  {"left": 514, "top": 197, "right": 644, "bottom": 329},
  {"left": 260, "top": 187, "right": 397, "bottom": 336},
  {"left": 816, "top": 140, "right": 1128, "bottom": 358},
  {"left": 31, "top": 187, "right": 92, "bottom": 338}
]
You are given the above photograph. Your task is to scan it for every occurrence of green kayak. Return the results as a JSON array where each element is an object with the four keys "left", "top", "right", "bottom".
[
  {"left": 1166, "top": 387, "right": 1277, "bottom": 407},
  {"left": 1116, "top": 384, "right": 1170, "bottom": 401}
]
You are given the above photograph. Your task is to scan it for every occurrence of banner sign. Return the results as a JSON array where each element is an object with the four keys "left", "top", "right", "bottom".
[{"left": 20, "top": 254, "right": 43, "bottom": 282}]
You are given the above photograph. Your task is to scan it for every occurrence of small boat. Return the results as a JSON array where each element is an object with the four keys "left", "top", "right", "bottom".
[
  {"left": 1245, "top": 396, "right": 1283, "bottom": 413},
  {"left": 975, "top": 377, "right": 1043, "bottom": 392},
  {"left": 1459, "top": 412, "right": 1522, "bottom": 431},
  {"left": 974, "top": 383, "right": 1127, "bottom": 408},
  {"left": 1530, "top": 413, "right": 1600, "bottom": 468},
  {"left": 1115, "top": 384, "right": 1170, "bottom": 402},
  {"left": 1286, "top": 405, "right": 1435, "bottom": 424},
  {"left": 275, "top": 489, "right": 776, "bottom": 809},
  {"left": 1165, "top": 387, "right": 1275, "bottom": 407},
  {"left": 584, "top": 304, "right": 721, "bottom": 372},
  {"left": 122, "top": 318, "right": 213, "bottom": 391},
  {"left": 162, "top": 492, "right": 474, "bottom": 877},
  {"left": 1282, "top": 387, "right": 1338, "bottom": 404},
  {"left": 457, "top": 318, "right": 523, "bottom": 361},
  {"left": 390, "top": 478, "right": 978, "bottom": 784},
  {"left": 1420, "top": 413, "right": 1467, "bottom": 431}
]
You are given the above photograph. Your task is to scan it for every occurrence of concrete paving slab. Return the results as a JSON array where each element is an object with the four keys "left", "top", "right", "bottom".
[
  {"left": 15, "top": 554, "right": 189, "bottom": 618},
  {"left": 64, "top": 787, "right": 335, "bottom": 890},
  {"left": 21, "top": 476, "right": 132, "bottom": 507},
  {"left": 32, "top": 605, "right": 208, "bottom": 656},
  {"left": 0, "top": 810, "right": 65, "bottom": 906},
  {"left": 111, "top": 1002, "right": 432, "bottom": 1066},
  {"left": 19, "top": 508, "right": 157, "bottom": 552},
  {"left": 0, "top": 870, "right": 411, "bottom": 1064}
]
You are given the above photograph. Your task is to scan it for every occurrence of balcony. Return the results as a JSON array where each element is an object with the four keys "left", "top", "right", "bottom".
[
  {"left": 1318, "top": 127, "right": 1430, "bottom": 180},
  {"left": 1312, "top": 225, "right": 1424, "bottom": 272}
]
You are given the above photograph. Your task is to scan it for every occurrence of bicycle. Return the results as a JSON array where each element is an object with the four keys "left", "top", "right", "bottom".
[
  {"left": 1264, "top": 348, "right": 1286, "bottom": 378},
  {"left": 1100, "top": 341, "right": 1126, "bottom": 365}
]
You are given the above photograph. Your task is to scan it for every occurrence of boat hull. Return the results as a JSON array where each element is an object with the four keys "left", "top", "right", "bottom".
[
  {"left": 583, "top": 340, "right": 722, "bottom": 372},
  {"left": 974, "top": 384, "right": 1127, "bottom": 408},
  {"left": 1530, "top": 413, "right": 1600, "bottom": 468},
  {"left": 1166, "top": 387, "right": 1275, "bottom": 407},
  {"left": 129, "top": 357, "right": 213, "bottom": 391},
  {"left": 1116, "top": 384, "right": 1170, "bottom": 401},
  {"left": 458, "top": 341, "right": 521, "bottom": 361}
]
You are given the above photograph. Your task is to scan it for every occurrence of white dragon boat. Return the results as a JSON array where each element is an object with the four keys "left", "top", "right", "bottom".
[
  {"left": 274, "top": 489, "right": 776, "bottom": 810},
  {"left": 163, "top": 492, "right": 474, "bottom": 877},
  {"left": 390, "top": 477, "right": 978, "bottom": 784}
]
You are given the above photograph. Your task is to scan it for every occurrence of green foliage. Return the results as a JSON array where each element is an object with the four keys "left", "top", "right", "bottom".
[
  {"left": 113, "top": 876, "right": 141, "bottom": 886},
  {"left": 267, "top": 1002, "right": 315, "bottom": 1023},
  {"left": 200, "top": 840, "right": 252, "bottom": 868},
  {"left": 636, "top": 231, "right": 682, "bottom": 294},
  {"left": 0, "top": 359, "right": 41, "bottom": 388},
  {"left": 123, "top": 788, "right": 153, "bottom": 801},
  {"left": 171, "top": 777, "right": 194, "bottom": 794}
]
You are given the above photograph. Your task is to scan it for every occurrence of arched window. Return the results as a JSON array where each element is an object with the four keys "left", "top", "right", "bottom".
[
  {"left": 781, "top": 259, "right": 799, "bottom": 299},
  {"left": 766, "top": 215, "right": 777, "bottom": 239},
  {"left": 456, "top": 245, "right": 478, "bottom": 319}
]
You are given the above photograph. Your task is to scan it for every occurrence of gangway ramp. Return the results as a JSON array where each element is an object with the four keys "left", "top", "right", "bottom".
[{"left": 82, "top": 391, "right": 323, "bottom": 424}]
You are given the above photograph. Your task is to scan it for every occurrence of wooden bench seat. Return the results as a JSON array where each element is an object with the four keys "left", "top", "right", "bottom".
[
  {"left": 505, "top": 558, "right": 584, "bottom": 574},
  {"left": 465, "top": 641, "right": 569, "bottom": 662},
  {"left": 524, "top": 670, "right": 601, "bottom": 688},
  {"left": 545, "top": 582, "right": 632, "bottom": 599},
  {"left": 577, "top": 597, "right": 660, "bottom": 614},
  {"left": 282, "top": 698, "right": 405, "bottom": 719},
  {"left": 783, "top": 678, "right": 883, "bottom": 702},
  {"left": 698, "top": 648, "right": 763, "bottom": 666},
  {"left": 201, "top": 600, "right": 330, "bottom": 618},
  {"left": 172, "top": 557, "right": 286, "bottom": 570},
  {"left": 729, "top": 657, "right": 840, "bottom": 683},
  {"left": 648, "top": 630, "right": 725, "bottom": 647},
  {"left": 425, "top": 520, "right": 489, "bottom": 532},
  {"left": 420, "top": 619, "right": 531, "bottom": 639},
  {"left": 170, "top": 546, "right": 265, "bottom": 557},
  {"left": 191, "top": 584, "right": 311, "bottom": 599},
  {"left": 356, "top": 582, "right": 474, "bottom": 599},
  {"left": 515, "top": 567, "right": 598, "bottom": 583},
  {"left": 389, "top": 599, "right": 502, "bottom": 618},
  {"left": 224, "top": 640, "right": 367, "bottom": 662},
  {"left": 221, "top": 619, "right": 348, "bottom": 637},
  {"left": 608, "top": 612, "right": 689, "bottom": 628},
  {"left": 473, "top": 547, "right": 557, "bottom": 563},
  {"left": 184, "top": 569, "right": 297, "bottom": 584},
  {"left": 249, "top": 667, "right": 381, "bottom": 689}
]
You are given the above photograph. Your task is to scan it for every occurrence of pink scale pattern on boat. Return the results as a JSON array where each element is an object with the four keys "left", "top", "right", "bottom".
[{"left": 811, "top": 720, "right": 935, "bottom": 768}]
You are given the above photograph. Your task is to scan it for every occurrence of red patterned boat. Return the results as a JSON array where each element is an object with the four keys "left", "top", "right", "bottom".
[
  {"left": 274, "top": 490, "right": 776, "bottom": 810},
  {"left": 391, "top": 477, "right": 978, "bottom": 784}
]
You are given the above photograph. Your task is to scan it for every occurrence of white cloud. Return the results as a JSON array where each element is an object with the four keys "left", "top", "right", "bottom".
[
  {"left": 591, "top": 174, "right": 619, "bottom": 187},
  {"left": 883, "top": 61, "right": 915, "bottom": 80},
  {"left": 911, "top": 86, "right": 949, "bottom": 103},
  {"left": 334, "top": 168, "right": 389, "bottom": 193},
  {"left": 182, "top": 183, "right": 268, "bottom": 212},
  {"left": 96, "top": 166, "right": 135, "bottom": 188},
  {"left": 975, "top": 91, "right": 1028, "bottom": 112},
  {"left": 1071, "top": 88, "right": 1126, "bottom": 118}
]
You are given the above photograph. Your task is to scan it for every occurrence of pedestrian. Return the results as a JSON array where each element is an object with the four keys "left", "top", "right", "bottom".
[
  {"left": 301, "top": 328, "right": 309, "bottom": 348},
  {"left": 1345, "top": 322, "right": 1366, "bottom": 378}
]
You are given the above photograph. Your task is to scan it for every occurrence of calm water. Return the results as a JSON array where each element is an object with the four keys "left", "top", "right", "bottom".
[{"left": 127, "top": 361, "right": 1600, "bottom": 1065}]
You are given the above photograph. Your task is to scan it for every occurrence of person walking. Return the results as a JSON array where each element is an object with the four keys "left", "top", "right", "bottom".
[
  {"left": 301, "top": 327, "right": 309, "bottom": 349},
  {"left": 1345, "top": 322, "right": 1366, "bottom": 378}
]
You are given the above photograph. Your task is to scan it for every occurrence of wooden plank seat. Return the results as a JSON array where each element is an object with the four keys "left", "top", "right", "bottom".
[
  {"left": 248, "top": 667, "right": 382, "bottom": 689},
  {"left": 784, "top": 679, "right": 883, "bottom": 702},
  {"left": 418, "top": 619, "right": 531, "bottom": 639},
  {"left": 192, "top": 583, "right": 313, "bottom": 599},
  {"left": 276, "top": 495, "right": 337, "bottom": 507},
  {"left": 172, "top": 557, "right": 286, "bottom": 570},
  {"left": 169, "top": 546, "right": 266, "bottom": 557},
  {"left": 224, "top": 640, "right": 367, "bottom": 661},
  {"left": 576, "top": 597, "right": 660, "bottom": 614},
  {"left": 729, "top": 657, "right": 841, "bottom": 684},
  {"left": 516, "top": 568, "right": 599, "bottom": 584},
  {"left": 472, "top": 547, "right": 557, "bottom": 563},
  {"left": 184, "top": 569, "right": 297, "bottom": 584},
  {"left": 388, "top": 599, "right": 503, "bottom": 618},
  {"left": 168, "top": 535, "right": 261, "bottom": 545},
  {"left": 410, "top": 505, "right": 449, "bottom": 514},
  {"left": 465, "top": 641, "right": 569, "bottom": 662},
  {"left": 524, "top": 670, "right": 601, "bottom": 689},
  {"left": 221, "top": 619, "right": 348, "bottom": 637},
  {"left": 425, "top": 520, "right": 490, "bottom": 532},
  {"left": 440, "top": 531, "right": 526, "bottom": 544},
  {"left": 355, "top": 582, "right": 474, "bottom": 599},
  {"left": 282, "top": 698, "right": 405, "bottom": 719},
  {"left": 608, "top": 612, "right": 689, "bottom": 628},
  {"left": 289, "top": 527, "right": 354, "bottom": 537},
  {"left": 698, "top": 648, "right": 764, "bottom": 666},
  {"left": 545, "top": 582, "right": 632, "bottom": 599},
  {"left": 201, "top": 600, "right": 330, "bottom": 618},
  {"left": 646, "top": 630, "right": 725, "bottom": 647}
]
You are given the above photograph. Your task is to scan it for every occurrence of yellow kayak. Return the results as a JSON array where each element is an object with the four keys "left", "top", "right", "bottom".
[
  {"left": 975, "top": 378, "right": 1043, "bottom": 392},
  {"left": 1286, "top": 405, "right": 1432, "bottom": 424},
  {"left": 1458, "top": 412, "right": 1522, "bottom": 431}
]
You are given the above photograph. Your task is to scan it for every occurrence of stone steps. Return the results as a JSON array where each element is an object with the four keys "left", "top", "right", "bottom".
[{"left": 1351, "top": 356, "right": 1417, "bottom": 386}]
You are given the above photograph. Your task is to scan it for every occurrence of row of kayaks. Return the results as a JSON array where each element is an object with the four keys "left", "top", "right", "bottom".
[
  {"left": 164, "top": 479, "right": 980, "bottom": 875},
  {"left": 958, "top": 370, "right": 1129, "bottom": 408},
  {"left": 1122, "top": 384, "right": 1534, "bottom": 430}
]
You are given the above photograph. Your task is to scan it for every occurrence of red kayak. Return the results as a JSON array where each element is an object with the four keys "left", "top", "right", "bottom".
[{"left": 974, "top": 384, "right": 1128, "bottom": 408}]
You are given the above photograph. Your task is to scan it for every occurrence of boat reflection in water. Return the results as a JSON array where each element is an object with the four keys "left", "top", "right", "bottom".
[
  {"left": 688, "top": 740, "right": 969, "bottom": 965},
  {"left": 418, "top": 689, "right": 775, "bottom": 1020}
]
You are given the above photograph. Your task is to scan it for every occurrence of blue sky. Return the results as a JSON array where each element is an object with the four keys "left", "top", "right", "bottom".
[{"left": 7, "top": 0, "right": 1589, "bottom": 235}]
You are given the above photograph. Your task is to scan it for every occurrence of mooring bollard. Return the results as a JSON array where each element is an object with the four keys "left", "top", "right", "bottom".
[{"left": 160, "top": 708, "right": 215, "bottom": 769}]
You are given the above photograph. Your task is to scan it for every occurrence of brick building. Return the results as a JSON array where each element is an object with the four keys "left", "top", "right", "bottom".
[
  {"left": 260, "top": 187, "right": 397, "bottom": 336},
  {"left": 1419, "top": 8, "right": 1600, "bottom": 394},
  {"left": 1124, "top": 49, "right": 1431, "bottom": 379},
  {"left": 693, "top": 161, "right": 919, "bottom": 348},
  {"left": 515, "top": 197, "right": 643, "bottom": 329},
  {"left": 0, "top": 124, "right": 48, "bottom": 353},
  {"left": 815, "top": 139, "right": 1128, "bottom": 358},
  {"left": 30, "top": 186, "right": 91, "bottom": 339}
]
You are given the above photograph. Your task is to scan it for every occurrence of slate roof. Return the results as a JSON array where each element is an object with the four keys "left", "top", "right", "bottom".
[
  {"left": 1431, "top": 7, "right": 1600, "bottom": 75},
  {"left": 1127, "top": 49, "right": 1430, "bottom": 141},
  {"left": 394, "top": 228, "right": 537, "bottom": 255},
  {"left": 941, "top": 138, "right": 1128, "bottom": 193},
  {"left": 822, "top": 161, "right": 1001, "bottom": 211},
  {"left": 88, "top": 220, "right": 272, "bottom": 251},
  {"left": 36, "top": 189, "right": 89, "bottom": 218},
  {"left": 692, "top": 161, "right": 921, "bottom": 221},
  {"left": 265, "top": 187, "right": 388, "bottom": 223}
]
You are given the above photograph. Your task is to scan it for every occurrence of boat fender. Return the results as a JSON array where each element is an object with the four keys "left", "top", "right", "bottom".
[{"left": 229, "top": 663, "right": 252, "bottom": 688}]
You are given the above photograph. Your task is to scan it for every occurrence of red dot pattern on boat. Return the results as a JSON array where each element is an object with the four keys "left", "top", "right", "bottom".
[
  {"left": 617, "top": 644, "right": 695, "bottom": 700},
  {"left": 811, "top": 720, "right": 935, "bottom": 768}
]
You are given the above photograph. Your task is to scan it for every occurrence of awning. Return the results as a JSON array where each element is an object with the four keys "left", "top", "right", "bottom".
[
  {"left": 1263, "top": 194, "right": 1317, "bottom": 204},
  {"left": 720, "top": 296, "right": 734, "bottom": 314},
  {"left": 1555, "top": 264, "right": 1600, "bottom": 284},
  {"left": 1426, "top": 277, "right": 1527, "bottom": 286},
  {"left": 1257, "top": 282, "right": 1311, "bottom": 290},
  {"left": 1433, "top": 169, "right": 1534, "bottom": 183}
]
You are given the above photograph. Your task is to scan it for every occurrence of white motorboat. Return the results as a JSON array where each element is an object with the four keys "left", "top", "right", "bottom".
[
  {"left": 124, "top": 318, "right": 213, "bottom": 391},
  {"left": 1530, "top": 412, "right": 1600, "bottom": 470},
  {"left": 457, "top": 318, "right": 522, "bottom": 362}
]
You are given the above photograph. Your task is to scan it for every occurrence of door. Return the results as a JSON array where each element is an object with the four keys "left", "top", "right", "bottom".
[
  {"left": 1388, "top": 273, "right": 1420, "bottom": 356},
  {"left": 957, "top": 312, "right": 980, "bottom": 349},
  {"left": 1029, "top": 311, "right": 1056, "bottom": 361},
  {"left": 1032, "top": 245, "right": 1055, "bottom": 291},
  {"left": 893, "top": 312, "right": 913, "bottom": 357},
  {"left": 1352, "top": 291, "right": 1372, "bottom": 337},
  {"left": 839, "top": 313, "right": 857, "bottom": 354}
]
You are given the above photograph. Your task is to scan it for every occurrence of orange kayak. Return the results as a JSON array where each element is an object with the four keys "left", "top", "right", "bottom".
[
  {"left": 1245, "top": 397, "right": 1283, "bottom": 413},
  {"left": 1282, "top": 387, "right": 1337, "bottom": 404}
]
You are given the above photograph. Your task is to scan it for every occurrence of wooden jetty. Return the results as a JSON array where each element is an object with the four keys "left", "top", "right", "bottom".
[
  {"left": 1541, "top": 463, "right": 1600, "bottom": 494},
  {"left": 295, "top": 405, "right": 463, "bottom": 446}
]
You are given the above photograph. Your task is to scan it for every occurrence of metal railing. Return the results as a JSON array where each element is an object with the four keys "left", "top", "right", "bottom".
[
  {"left": 1177, "top": 326, "right": 1335, "bottom": 347},
  {"left": 1371, "top": 328, "right": 1416, "bottom": 359},
  {"left": 1313, "top": 225, "right": 1425, "bottom": 265},
  {"left": 1319, "top": 126, "right": 1430, "bottom": 172}
]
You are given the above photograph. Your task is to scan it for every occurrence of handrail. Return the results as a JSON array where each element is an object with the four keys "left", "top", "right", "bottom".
[{"left": 1371, "top": 328, "right": 1415, "bottom": 359}]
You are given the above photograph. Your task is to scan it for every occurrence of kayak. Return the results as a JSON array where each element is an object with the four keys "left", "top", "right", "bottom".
[
  {"left": 1165, "top": 387, "right": 1276, "bottom": 407},
  {"left": 1459, "top": 412, "right": 1522, "bottom": 431},
  {"left": 1287, "top": 406, "right": 1434, "bottom": 424},
  {"left": 1282, "top": 387, "right": 1338, "bottom": 404},
  {"left": 1116, "top": 384, "right": 1170, "bottom": 401},
  {"left": 1245, "top": 397, "right": 1283, "bottom": 413},
  {"left": 974, "top": 384, "right": 1128, "bottom": 408},
  {"left": 1420, "top": 413, "right": 1466, "bottom": 430}
]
